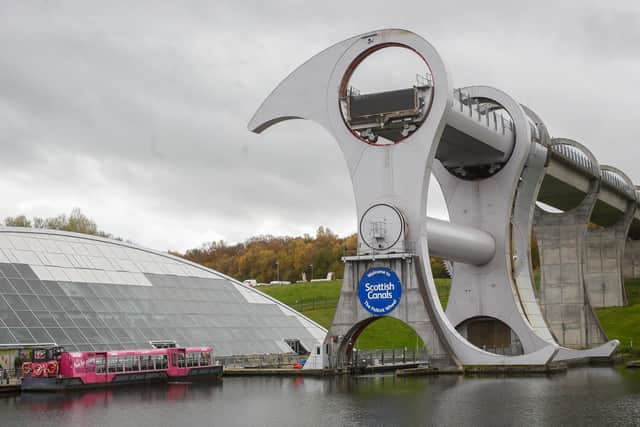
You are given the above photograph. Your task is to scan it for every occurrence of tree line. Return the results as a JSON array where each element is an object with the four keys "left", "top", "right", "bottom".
[
  {"left": 182, "top": 227, "right": 356, "bottom": 283},
  {"left": 181, "top": 227, "right": 452, "bottom": 282},
  {"left": 3, "top": 208, "right": 118, "bottom": 240},
  {"left": 2, "top": 209, "right": 453, "bottom": 282}
]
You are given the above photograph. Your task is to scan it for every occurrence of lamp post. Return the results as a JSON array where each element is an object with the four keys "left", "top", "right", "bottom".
[
  {"left": 309, "top": 264, "right": 313, "bottom": 281},
  {"left": 276, "top": 261, "right": 280, "bottom": 282}
]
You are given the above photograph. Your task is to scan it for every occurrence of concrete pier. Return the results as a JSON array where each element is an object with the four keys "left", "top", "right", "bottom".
[
  {"left": 583, "top": 203, "right": 635, "bottom": 307},
  {"left": 324, "top": 257, "right": 455, "bottom": 370},
  {"left": 533, "top": 182, "right": 608, "bottom": 348},
  {"left": 623, "top": 239, "right": 640, "bottom": 278}
]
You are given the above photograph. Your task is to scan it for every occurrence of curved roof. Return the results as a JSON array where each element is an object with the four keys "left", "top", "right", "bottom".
[{"left": 0, "top": 227, "right": 326, "bottom": 356}]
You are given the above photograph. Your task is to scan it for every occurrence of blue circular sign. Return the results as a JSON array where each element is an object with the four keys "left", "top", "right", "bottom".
[{"left": 358, "top": 267, "right": 402, "bottom": 316}]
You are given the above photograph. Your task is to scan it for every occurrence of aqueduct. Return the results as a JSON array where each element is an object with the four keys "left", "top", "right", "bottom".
[{"left": 249, "top": 29, "right": 637, "bottom": 369}]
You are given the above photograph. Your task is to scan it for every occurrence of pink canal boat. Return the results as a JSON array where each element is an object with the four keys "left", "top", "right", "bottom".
[{"left": 21, "top": 346, "right": 222, "bottom": 392}]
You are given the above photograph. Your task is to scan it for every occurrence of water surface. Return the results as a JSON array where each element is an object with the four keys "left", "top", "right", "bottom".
[{"left": 2, "top": 367, "right": 640, "bottom": 426}]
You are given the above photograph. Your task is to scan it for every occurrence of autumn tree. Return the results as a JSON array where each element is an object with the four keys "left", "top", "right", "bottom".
[
  {"left": 4, "top": 215, "right": 32, "bottom": 227},
  {"left": 180, "top": 226, "right": 457, "bottom": 283},
  {"left": 3, "top": 208, "right": 116, "bottom": 239}
]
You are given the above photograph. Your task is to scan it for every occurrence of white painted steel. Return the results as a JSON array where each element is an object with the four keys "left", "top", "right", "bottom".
[
  {"left": 359, "top": 204, "right": 405, "bottom": 251},
  {"left": 433, "top": 86, "right": 558, "bottom": 357},
  {"left": 250, "top": 29, "right": 558, "bottom": 366},
  {"left": 425, "top": 217, "right": 495, "bottom": 266}
]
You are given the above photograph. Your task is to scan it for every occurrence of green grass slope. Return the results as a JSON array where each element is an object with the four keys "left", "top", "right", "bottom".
[
  {"left": 596, "top": 278, "right": 640, "bottom": 355},
  {"left": 260, "top": 277, "right": 640, "bottom": 354},
  {"left": 259, "top": 279, "right": 451, "bottom": 349}
]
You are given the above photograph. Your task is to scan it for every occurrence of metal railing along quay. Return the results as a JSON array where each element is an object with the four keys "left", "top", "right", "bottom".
[
  {"left": 289, "top": 297, "right": 339, "bottom": 312},
  {"left": 217, "top": 353, "right": 308, "bottom": 369},
  {"left": 350, "top": 348, "right": 429, "bottom": 371},
  {"left": 218, "top": 348, "right": 430, "bottom": 371}
]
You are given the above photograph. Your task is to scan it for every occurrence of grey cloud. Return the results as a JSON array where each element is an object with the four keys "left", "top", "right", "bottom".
[{"left": 0, "top": 0, "right": 639, "bottom": 251}]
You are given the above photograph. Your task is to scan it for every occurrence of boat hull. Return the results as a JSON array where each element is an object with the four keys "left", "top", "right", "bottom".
[{"left": 22, "top": 366, "right": 223, "bottom": 392}]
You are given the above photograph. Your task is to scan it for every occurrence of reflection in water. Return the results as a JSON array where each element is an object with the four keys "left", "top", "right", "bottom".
[
  {"left": 1, "top": 368, "right": 640, "bottom": 426},
  {"left": 3, "top": 383, "right": 222, "bottom": 427}
]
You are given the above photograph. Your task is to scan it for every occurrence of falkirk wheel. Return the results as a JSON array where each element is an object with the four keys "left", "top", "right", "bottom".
[{"left": 248, "top": 29, "right": 633, "bottom": 369}]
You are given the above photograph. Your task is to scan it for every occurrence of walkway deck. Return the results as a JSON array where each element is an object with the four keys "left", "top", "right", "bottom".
[{"left": 0, "top": 378, "right": 20, "bottom": 394}]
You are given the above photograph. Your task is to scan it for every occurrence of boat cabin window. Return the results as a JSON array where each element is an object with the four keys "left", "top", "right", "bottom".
[
  {"left": 152, "top": 354, "right": 167, "bottom": 370},
  {"left": 123, "top": 356, "right": 137, "bottom": 372},
  {"left": 108, "top": 357, "right": 119, "bottom": 373},
  {"left": 186, "top": 352, "right": 197, "bottom": 367},
  {"left": 172, "top": 353, "right": 185, "bottom": 368},
  {"left": 32, "top": 347, "right": 65, "bottom": 362},
  {"left": 179, "top": 350, "right": 213, "bottom": 367},
  {"left": 201, "top": 351, "right": 212, "bottom": 366},
  {"left": 150, "top": 340, "right": 177, "bottom": 349},
  {"left": 96, "top": 356, "right": 106, "bottom": 374},
  {"left": 33, "top": 349, "right": 48, "bottom": 361},
  {"left": 106, "top": 354, "right": 167, "bottom": 373},
  {"left": 140, "top": 355, "right": 153, "bottom": 371}
]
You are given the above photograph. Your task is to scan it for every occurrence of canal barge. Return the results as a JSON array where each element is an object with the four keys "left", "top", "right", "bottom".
[{"left": 21, "top": 346, "right": 222, "bottom": 392}]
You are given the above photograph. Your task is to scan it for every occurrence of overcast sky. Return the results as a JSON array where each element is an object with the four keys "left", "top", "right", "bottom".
[{"left": 1, "top": 1, "right": 639, "bottom": 252}]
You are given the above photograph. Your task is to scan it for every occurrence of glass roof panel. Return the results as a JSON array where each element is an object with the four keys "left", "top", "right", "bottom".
[{"left": 0, "top": 231, "right": 325, "bottom": 356}]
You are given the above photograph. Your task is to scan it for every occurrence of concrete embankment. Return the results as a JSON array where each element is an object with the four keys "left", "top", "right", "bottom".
[
  {"left": 626, "top": 360, "right": 640, "bottom": 369},
  {"left": 462, "top": 363, "right": 567, "bottom": 375},
  {"left": 396, "top": 367, "right": 463, "bottom": 376},
  {"left": 396, "top": 363, "right": 569, "bottom": 377},
  {"left": 223, "top": 368, "right": 334, "bottom": 377},
  {"left": 226, "top": 362, "right": 576, "bottom": 378},
  {"left": 0, "top": 381, "right": 20, "bottom": 395}
]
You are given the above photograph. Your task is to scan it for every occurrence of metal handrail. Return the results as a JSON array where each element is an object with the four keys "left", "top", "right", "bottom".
[
  {"left": 217, "top": 353, "right": 306, "bottom": 369},
  {"left": 452, "top": 89, "right": 515, "bottom": 134},
  {"left": 416, "top": 73, "right": 433, "bottom": 88},
  {"left": 549, "top": 144, "right": 599, "bottom": 178},
  {"left": 350, "top": 347, "right": 429, "bottom": 368},
  {"left": 601, "top": 169, "right": 637, "bottom": 200}
]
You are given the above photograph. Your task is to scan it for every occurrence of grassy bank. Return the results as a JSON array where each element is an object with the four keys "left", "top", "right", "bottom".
[
  {"left": 261, "top": 277, "right": 640, "bottom": 354},
  {"left": 259, "top": 278, "right": 451, "bottom": 349},
  {"left": 596, "top": 278, "right": 640, "bottom": 355}
]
